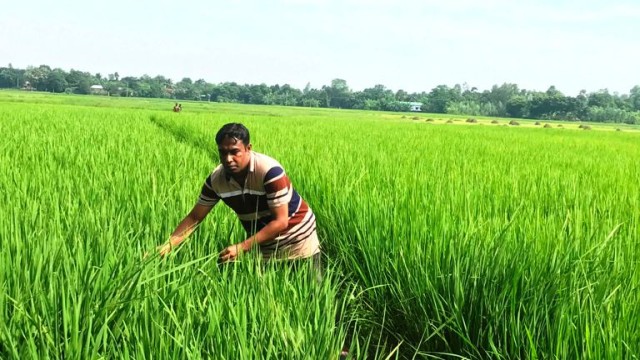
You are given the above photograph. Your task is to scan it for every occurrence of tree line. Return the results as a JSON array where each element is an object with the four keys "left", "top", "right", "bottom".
[{"left": 1, "top": 64, "right": 639, "bottom": 124}]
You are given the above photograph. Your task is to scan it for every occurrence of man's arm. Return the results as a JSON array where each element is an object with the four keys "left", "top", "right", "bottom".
[
  {"left": 158, "top": 203, "right": 213, "bottom": 256},
  {"left": 218, "top": 204, "right": 288, "bottom": 262}
]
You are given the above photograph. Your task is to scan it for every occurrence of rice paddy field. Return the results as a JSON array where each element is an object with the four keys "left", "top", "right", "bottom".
[{"left": 1, "top": 90, "right": 639, "bottom": 359}]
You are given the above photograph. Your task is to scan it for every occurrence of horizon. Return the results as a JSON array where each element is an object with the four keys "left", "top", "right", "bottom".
[
  {"left": 2, "top": 0, "right": 639, "bottom": 96},
  {"left": 4, "top": 62, "right": 635, "bottom": 97}
]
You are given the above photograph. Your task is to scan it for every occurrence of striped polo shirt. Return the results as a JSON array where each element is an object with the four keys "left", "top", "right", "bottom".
[{"left": 197, "top": 151, "right": 320, "bottom": 259}]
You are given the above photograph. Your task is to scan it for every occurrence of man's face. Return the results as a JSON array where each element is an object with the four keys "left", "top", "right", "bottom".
[{"left": 217, "top": 136, "right": 252, "bottom": 175}]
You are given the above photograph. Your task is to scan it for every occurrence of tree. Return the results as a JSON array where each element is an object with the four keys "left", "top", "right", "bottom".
[
  {"left": 3, "top": 62, "right": 638, "bottom": 122},
  {"left": 46, "top": 69, "right": 68, "bottom": 92},
  {"left": 104, "top": 81, "right": 124, "bottom": 96},
  {"left": 175, "top": 77, "right": 195, "bottom": 100},
  {"left": 395, "top": 89, "right": 408, "bottom": 102},
  {"left": 326, "top": 78, "right": 353, "bottom": 108},
  {"left": 425, "top": 85, "right": 460, "bottom": 113},
  {"left": 245, "top": 84, "right": 270, "bottom": 104},
  {"left": 362, "top": 84, "right": 394, "bottom": 102},
  {"left": 545, "top": 85, "right": 563, "bottom": 97},
  {"left": 629, "top": 86, "right": 640, "bottom": 111},
  {"left": 480, "top": 83, "right": 519, "bottom": 116},
  {"left": 588, "top": 89, "right": 614, "bottom": 108},
  {"left": 528, "top": 92, "right": 578, "bottom": 120},
  {"left": 66, "top": 69, "right": 93, "bottom": 94},
  {"left": 462, "top": 86, "right": 481, "bottom": 103},
  {"left": 300, "top": 87, "right": 325, "bottom": 107},
  {"left": 120, "top": 76, "right": 140, "bottom": 96},
  {"left": 0, "top": 67, "right": 18, "bottom": 88},
  {"left": 25, "top": 65, "right": 51, "bottom": 91}
]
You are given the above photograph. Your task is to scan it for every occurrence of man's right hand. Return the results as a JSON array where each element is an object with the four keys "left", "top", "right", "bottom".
[{"left": 157, "top": 242, "right": 173, "bottom": 257}]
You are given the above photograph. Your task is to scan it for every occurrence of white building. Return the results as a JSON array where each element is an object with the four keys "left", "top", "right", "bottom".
[
  {"left": 89, "top": 85, "right": 106, "bottom": 95},
  {"left": 409, "top": 102, "right": 422, "bottom": 112}
]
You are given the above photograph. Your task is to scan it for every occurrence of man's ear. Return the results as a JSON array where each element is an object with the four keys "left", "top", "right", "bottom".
[{"left": 246, "top": 143, "right": 252, "bottom": 151}]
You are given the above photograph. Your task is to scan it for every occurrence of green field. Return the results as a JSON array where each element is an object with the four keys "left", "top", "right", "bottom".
[{"left": 1, "top": 91, "right": 639, "bottom": 359}]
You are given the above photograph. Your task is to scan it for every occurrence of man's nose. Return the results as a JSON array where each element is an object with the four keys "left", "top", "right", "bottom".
[{"left": 224, "top": 154, "right": 233, "bottom": 163}]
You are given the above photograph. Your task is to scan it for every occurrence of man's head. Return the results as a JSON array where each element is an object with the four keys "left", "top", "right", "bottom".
[{"left": 215, "top": 123, "right": 252, "bottom": 175}]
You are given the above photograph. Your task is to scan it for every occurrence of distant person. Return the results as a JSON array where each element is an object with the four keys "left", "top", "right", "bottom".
[
  {"left": 173, "top": 103, "right": 180, "bottom": 112},
  {"left": 157, "top": 123, "right": 321, "bottom": 266},
  {"left": 178, "top": 103, "right": 182, "bottom": 112}
]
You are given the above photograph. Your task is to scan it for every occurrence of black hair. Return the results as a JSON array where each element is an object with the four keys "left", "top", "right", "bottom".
[{"left": 215, "top": 123, "right": 250, "bottom": 146}]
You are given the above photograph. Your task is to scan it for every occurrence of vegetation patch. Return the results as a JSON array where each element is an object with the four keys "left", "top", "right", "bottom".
[{"left": 1, "top": 92, "right": 639, "bottom": 359}]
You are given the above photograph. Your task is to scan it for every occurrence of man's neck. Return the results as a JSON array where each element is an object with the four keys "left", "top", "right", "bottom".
[{"left": 231, "top": 168, "right": 249, "bottom": 186}]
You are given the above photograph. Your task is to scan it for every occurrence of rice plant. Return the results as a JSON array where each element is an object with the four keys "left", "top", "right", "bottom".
[{"left": 1, "top": 92, "right": 639, "bottom": 359}]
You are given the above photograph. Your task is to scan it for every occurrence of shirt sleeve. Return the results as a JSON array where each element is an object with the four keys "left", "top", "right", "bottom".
[
  {"left": 263, "top": 166, "right": 292, "bottom": 208},
  {"left": 197, "top": 174, "right": 220, "bottom": 207}
]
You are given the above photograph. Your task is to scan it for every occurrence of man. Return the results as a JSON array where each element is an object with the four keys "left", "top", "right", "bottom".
[{"left": 157, "top": 123, "right": 320, "bottom": 265}]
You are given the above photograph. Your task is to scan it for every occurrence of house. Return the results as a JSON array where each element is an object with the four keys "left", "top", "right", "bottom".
[
  {"left": 89, "top": 85, "right": 105, "bottom": 94},
  {"left": 409, "top": 102, "right": 422, "bottom": 112}
]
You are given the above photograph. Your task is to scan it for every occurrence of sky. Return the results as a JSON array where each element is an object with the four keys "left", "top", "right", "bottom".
[{"left": 1, "top": 0, "right": 639, "bottom": 96}]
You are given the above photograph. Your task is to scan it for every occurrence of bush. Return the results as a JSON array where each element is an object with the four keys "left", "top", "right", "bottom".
[
  {"left": 586, "top": 106, "right": 638, "bottom": 124},
  {"left": 509, "top": 120, "right": 520, "bottom": 126},
  {"left": 301, "top": 99, "right": 321, "bottom": 108}
]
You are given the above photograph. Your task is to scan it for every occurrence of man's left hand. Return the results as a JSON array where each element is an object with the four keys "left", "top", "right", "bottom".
[{"left": 218, "top": 243, "right": 245, "bottom": 263}]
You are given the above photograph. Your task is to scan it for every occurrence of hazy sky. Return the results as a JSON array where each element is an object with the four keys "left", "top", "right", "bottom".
[{"left": 1, "top": 0, "right": 638, "bottom": 95}]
